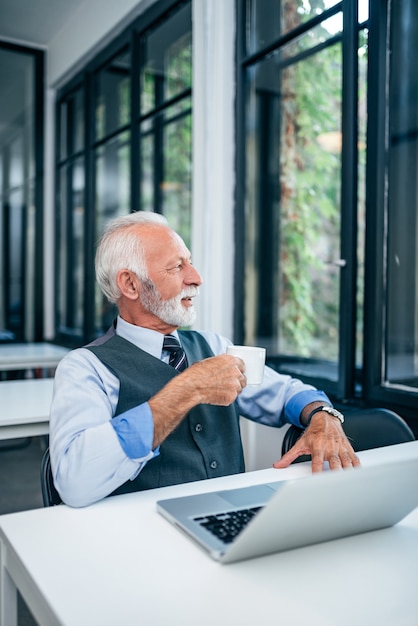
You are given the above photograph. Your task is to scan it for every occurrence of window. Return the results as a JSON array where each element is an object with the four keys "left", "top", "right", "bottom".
[
  {"left": 94, "top": 48, "right": 132, "bottom": 333},
  {"left": 139, "top": 2, "right": 192, "bottom": 245},
  {"left": 237, "top": 0, "right": 418, "bottom": 432},
  {"left": 0, "top": 42, "right": 44, "bottom": 342},
  {"left": 55, "top": 0, "right": 191, "bottom": 345},
  {"left": 237, "top": 0, "right": 366, "bottom": 399},
  {"left": 385, "top": 2, "right": 418, "bottom": 390},
  {"left": 56, "top": 86, "right": 86, "bottom": 340},
  {"left": 364, "top": 0, "right": 418, "bottom": 421}
]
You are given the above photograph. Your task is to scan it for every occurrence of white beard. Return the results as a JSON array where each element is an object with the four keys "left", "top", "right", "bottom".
[{"left": 140, "top": 280, "right": 198, "bottom": 327}]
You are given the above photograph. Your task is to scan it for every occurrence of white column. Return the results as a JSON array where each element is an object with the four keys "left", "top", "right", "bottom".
[{"left": 191, "top": 0, "right": 236, "bottom": 338}]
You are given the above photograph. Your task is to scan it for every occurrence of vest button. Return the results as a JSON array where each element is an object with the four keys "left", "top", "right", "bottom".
[
  {"left": 210, "top": 460, "right": 218, "bottom": 469},
  {"left": 195, "top": 423, "right": 203, "bottom": 432}
]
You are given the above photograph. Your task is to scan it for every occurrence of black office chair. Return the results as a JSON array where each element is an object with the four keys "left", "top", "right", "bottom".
[
  {"left": 282, "top": 407, "right": 415, "bottom": 462},
  {"left": 40, "top": 447, "right": 62, "bottom": 506}
]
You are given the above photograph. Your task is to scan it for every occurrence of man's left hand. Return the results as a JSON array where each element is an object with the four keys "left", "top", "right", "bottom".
[{"left": 273, "top": 412, "right": 361, "bottom": 472}]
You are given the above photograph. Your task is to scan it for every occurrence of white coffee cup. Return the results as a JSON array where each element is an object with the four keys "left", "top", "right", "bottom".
[{"left": 226, "top": 345, "right": 266, "bottom": 385}]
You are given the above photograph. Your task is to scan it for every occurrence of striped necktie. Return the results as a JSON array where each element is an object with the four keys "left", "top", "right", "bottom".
[{"left": 162, "top": 335, "right": 188, "bottom": 372}]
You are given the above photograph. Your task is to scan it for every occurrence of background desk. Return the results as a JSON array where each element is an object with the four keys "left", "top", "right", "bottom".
[
  {"left": 1, "top": 442, "right": 418, "bottom": 626},
  {"left": 0, "top": 379, "right": 54, "bottom": 440},
  {"left": 0, "top": 343, "right": 68, "bottom": 372}
]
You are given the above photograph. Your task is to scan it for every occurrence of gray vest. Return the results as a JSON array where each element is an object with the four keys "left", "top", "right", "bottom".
[{"left": 86, "top": 328, "right": 245, "bottom": 495}]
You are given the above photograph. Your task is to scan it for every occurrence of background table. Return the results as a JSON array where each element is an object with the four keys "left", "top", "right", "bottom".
[
  {"left": 1, "top": 441, "right": 418, "bottom": 626},
  {"left": 0, "top": 343, "right": 68, "bottom": 372},
  {"left": 0, "top": 379, "right": 54, "bottom": 440}
]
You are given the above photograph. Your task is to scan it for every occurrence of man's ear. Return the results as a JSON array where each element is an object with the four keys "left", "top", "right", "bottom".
[{"left": 117, "top": 270, "right": 140, "bottom": 301}]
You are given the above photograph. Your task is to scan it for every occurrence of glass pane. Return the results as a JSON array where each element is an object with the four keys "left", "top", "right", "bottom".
[
  {"left": 59, "top": 88, "right": 84, "bottom": 160},
  {"left": 57, "top": 167, "right": 68, "bottom": 333},
  {"left": 245, "top": 35, "right": 342, "bottom": 377},
  {"left": 59, "top": 102, "right": 68, "bottom": 162},
  {"left": 95, "top": 49, "right": 131, "bottom": 140},
  {"left": 247, "top": 0, "right": 341, "bottom": 54},
  {"left": 7, "top": 189, "right": 24, "bottom": 338},
  {"left": 72, "top": 88, "right": 85, "bottom": 154},
  {"left": 72, "top": 161, "right": 85, "bottom": 332},
  {"left": 57, "top": 159, "right": 85, "bottom": 336},
  {"left": 140, "top": 122, "right": 154, "bottom": 213},
  {"left": 24, "top": 182, "right": 36, "bottom": 340},
  {"left": 140, "top": 98, "right": 192, "bottom": 246},
  {"left": 0, "top": 47, "right": 36, "bottom": 340},
  {"left": 95, "top": 131, "right": 130, "bottom": 333},
  {"left": 95, "top": 131, "right": 130, "bottom": 229},
  {"left": 356, "top": 28, "right": 368, "bottom": 369},
  {"left": 10, "top": 136, "right": 24, "bottom": 187},
  {"left": 141, "top": 2, "right": 192, "bottom": 115},
  {"left": 385, "top": 0, "right": 418, "bottom": 389},
  {"left": 162, "top": 106, "right": 192, "bottom": 247},
  {"left": 358, "top": 0, "right": 369, "bottom": 24}
]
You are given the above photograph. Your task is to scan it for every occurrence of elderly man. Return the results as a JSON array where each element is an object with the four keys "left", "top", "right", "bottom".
[{"left": 50, "top": 211, "right": 359, "bottom": 507}]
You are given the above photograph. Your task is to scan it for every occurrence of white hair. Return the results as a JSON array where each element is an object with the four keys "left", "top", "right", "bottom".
[{"left": 95, "top": 211, "right": 168, "bottom": 303}]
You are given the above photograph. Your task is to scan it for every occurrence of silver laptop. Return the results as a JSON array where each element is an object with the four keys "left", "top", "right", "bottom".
[{"left": 157, "top": 448, "right": 418, "bottom": 564}]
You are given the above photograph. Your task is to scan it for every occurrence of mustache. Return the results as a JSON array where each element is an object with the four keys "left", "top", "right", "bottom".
[{"left": 179, "top": 287, "right": 200, "bottom": 299}]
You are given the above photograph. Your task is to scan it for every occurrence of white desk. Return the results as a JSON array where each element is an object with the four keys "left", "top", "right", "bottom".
[
  {"left": 1, "top": 442, "right": 418, "bottom": 626},
  {"left": 0, "top": 379, "right": 54, "bottom": 440},
  {"left": 0, "top": 343, "right": 68, "bottom": 372}
]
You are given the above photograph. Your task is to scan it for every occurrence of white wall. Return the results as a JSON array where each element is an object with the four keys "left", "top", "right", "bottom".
[{"left": 191, "top": 0, "right": 236, "bottom": 338}]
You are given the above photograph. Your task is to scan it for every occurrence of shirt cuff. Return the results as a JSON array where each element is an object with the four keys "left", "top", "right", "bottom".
[
  {"left": 286, "top": 390, "right": 332, "bottom": 428},
  {"left": 111, "top": 402, "right": 159, "bottom": 460}
]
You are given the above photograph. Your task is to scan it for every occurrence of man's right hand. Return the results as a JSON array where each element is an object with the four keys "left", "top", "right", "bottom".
[
  {"left": 149, "top": 354, "right": 246, "bottom": 448},
  {"left": 184, "top": 354, "right": 247, "bottom": 405}
]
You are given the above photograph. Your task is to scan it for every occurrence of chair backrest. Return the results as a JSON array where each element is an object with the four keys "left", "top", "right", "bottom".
[
  {"left": 40, "top": 447, "right": 62, "bottom": 506},
  {"left": 282, "top": 407, "right": 415, "bottom": 461}
]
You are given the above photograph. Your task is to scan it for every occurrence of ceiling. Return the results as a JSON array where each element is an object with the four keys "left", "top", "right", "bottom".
[
  {"left": 0, "top": 0, "right": 88, "bottom": 139},
  {"left": 0, "top": 0, "right": 86, "bottom": 46}
]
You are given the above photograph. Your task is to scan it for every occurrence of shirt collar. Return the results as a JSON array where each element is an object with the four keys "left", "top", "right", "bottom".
[{"left": 115, "top": 315, "right": 179, "bottom": 359}]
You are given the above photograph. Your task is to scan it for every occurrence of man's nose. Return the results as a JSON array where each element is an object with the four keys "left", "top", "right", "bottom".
[{"left": 186, "top": 264, "right": 203, "bottom": 286}]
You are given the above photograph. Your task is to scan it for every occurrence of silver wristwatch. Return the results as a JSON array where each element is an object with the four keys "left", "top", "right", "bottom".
[{"left": 306, "top": 405, "right": 345, "bottom": 426}]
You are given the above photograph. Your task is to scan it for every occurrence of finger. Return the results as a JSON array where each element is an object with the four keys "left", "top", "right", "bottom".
[
  {"left": 231, "top": 355, "right": 246, "bottom": 373},
  {"left": 340, "top": 451, "right": 353, "bottom": 468},
  {"left": 234, "top": 374, "right": 247, "bottom": 396},
  {"left": 327, "top": 453, "right": 343, "bottom": 471},
  {"left": 310, "top": 444, "right": 328, "bottom": 472},
  {"left": 273, "top": 455, "right": 292, "bottom": 469},
  {"left": 340, "top": 451, "right": 361, "bottom": 468},
  {"left": 339, "top": 451, "right": 352, "bottom": 468},
  {"left": 273, "top": 444, "right": 306, "bottom": 468}
]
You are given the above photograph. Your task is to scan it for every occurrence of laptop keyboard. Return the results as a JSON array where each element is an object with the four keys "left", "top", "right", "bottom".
[{"left": 194, "top": 506, "right": 263, "bottom": 544}]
